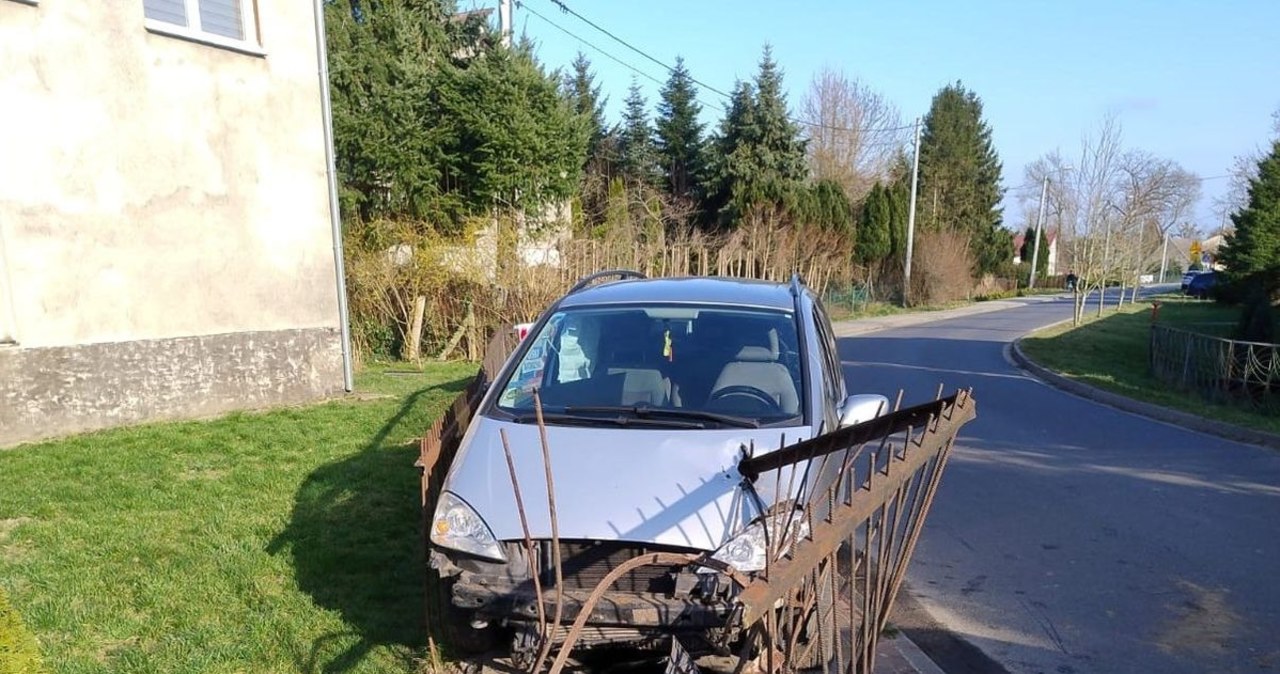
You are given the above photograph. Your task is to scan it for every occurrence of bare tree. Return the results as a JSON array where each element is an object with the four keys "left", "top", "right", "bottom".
[
  {"left": 1025, "top": 116, "right": 1203, "bottom": 323},
  {"left": 1213, "top": 105, "right": 1280, "bottom": 227},
  {"left": 800, "top": 66, "right": 905, "bottom": 202},
  {"left": 1102, "top": 151, "right": 1198, "bottom": 299}
]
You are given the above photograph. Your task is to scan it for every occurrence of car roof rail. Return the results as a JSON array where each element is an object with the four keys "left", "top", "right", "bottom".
[
  {"left": 567, "top": 269, "right": 647, "bottom": 294},
  {"left": 789, "top": 273, "right": 805, "bottom": 298}
]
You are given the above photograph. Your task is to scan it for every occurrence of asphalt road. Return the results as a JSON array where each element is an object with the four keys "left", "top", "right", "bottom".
[{"left": 838, "top": 292, "right": 1280, "bottom": 674}]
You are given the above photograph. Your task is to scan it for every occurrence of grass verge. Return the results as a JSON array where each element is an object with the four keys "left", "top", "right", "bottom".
[
  {"left": 1020, "top": 295, "right": 1280, "bottom": 436},
  {"left": 827, "top": 300, "right": 970, "bottom": 323},
  {"left": 0, "top": 361, "right": 477, "bottom": 674}
]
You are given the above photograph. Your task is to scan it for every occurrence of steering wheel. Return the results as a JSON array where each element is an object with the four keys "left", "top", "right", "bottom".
[{"left": 707, "top": 385, "right": 783, "bottom": 413}]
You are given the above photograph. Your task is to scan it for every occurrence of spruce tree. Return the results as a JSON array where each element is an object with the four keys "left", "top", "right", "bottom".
[
  {"left": 437, "top": 45, "right": 588, "bottom": 222},
  {"left": 751, "top": 45, "right": 807, "bottom": 195},
  {"left": 703, "top": 46, "right": 807, "bottom": 227},
  {"left": 1219, "top": 139, "right": 1280, "bottom": 295},
  {"left": 325, "top": 0, "right": 455, "bottom": 225},
  {"left": 917, "top": 82, "right": 1006, "bottom": 275},
  {"left": 562, "top": 52, "right": 608, "bottom": 162},
  {"left": 655, "top": 57, "right": 706, "bottom": 201},
  {"left": 702, "top": 80, "right": 754, "bottom": 226},
  {"left": 617, "top": 79, "right": 660, "bottom": 188}
]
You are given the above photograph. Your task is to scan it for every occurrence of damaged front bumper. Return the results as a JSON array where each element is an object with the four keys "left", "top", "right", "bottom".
[{"left": 431, "top": 541, "right": 744, "bottom": 649}]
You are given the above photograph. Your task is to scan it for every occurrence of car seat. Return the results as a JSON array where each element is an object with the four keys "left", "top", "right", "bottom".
[
  {"left": 598, "top": 313, "right": 673, "bottom": 406},
  {"left": 708, "top": 327, "right": 800, "bottom": 414}
]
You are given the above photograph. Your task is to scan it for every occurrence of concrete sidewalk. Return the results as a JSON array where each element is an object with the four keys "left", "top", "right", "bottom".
[{"left": 874, "top": 632, "right": 948, "bottom": 674}]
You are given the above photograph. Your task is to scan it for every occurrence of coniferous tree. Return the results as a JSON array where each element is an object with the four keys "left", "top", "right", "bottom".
[
  {"left": 1219, "top": 140, "right": 1280, "bottom": 297},
  {"left": 704, "top": 46, "right": 807, "bottom": 227},
  {"left": 437, "top": 45, "right": 588, "bottom": 220},
  {"left": 702, "top": 80, "right": 756, "bottom": 227},
  {"left": 858, "top": 184, "right": 893, "bottom": 266},
  {"left": 751, "top": 45, "right": 808, "bottom": 198},
  {"left": 798, "top": 179, "right": 855, "bottom": 233},
  {"left": 562, "top": 52, "right": 608, "bottom": 162},
  {"left": 617, "top": 79, "right": 660, "bottom": 187},
  {"left": 326, "top": 0, "right": 456, "bottom": 225},
  {"left": 326, "top": 0, "right": 586, "bottom": 233},
  {"left": 655, "top": 57, "right": 706, "bottom": 201},
  {"left": 1020, "top": 226, "right": 1050, "bottom": 279},
  {"left": 917, "top": 81, "right": 1006, "bottom": 275}
]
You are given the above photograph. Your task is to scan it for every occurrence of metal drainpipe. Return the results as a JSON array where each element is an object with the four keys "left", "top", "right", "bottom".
[{"left": 313, "top": 0, "right": 354, "bottom": 392}]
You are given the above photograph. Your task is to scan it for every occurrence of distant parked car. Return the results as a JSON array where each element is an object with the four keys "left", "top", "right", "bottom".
[
  {"left": 1185, "top": 271, "right": 1217, "bottom": 299},
  {"left": 1181, "top": 270, "right": 1205, "bottom": 291}
]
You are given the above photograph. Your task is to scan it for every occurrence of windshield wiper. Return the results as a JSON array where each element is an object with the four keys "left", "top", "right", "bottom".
[
  {"left": 511, "top": 411, "right": 705, "bottom": 429},
  {"left": 563, "top": 405, "right": 760, "bottom": 429}
]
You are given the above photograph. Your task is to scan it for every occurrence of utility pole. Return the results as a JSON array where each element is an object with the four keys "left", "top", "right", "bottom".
[
  {"left": 1159, "top": 228, "right": 1170, "bottom": 284},
  {"left": 499, "top": 0, "right": 513, "bottom": 48},
  {"left": 1028, "top": 175, "right": 1050, "bottom": 289},
  {"left": 903, "top": 117, "right": 921, "bottom": 307}
]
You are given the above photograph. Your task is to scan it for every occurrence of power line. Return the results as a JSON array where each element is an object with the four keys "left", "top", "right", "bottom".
[
  {"left": 519, "top": 2, "right": 909, "bottom": 152},
  {"left": 1006, "top": 172, "right": 1236, "bottom": 194},
  {"left": 536, "top": 0, "right": 917, "bottom": 139},
  {"left": 516, "top": 1, "right": 667, "bottom": 90}
]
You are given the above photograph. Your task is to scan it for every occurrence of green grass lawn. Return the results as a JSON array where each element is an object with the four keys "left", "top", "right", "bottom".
[
  {"left": 0, "top": 361, "right": 478, "bottom": 674},
  {"left": 1020, "top": 295, "right": 1280, "bottom": 435}
]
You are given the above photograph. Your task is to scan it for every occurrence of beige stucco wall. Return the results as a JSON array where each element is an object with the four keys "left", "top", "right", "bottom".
[{"left": 0, "top": 0, "right": 339, "bottom": 349}]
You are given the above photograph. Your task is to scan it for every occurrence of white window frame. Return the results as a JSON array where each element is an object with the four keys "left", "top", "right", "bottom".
[{"left": 144, "top": 0, "right": 265, "bottom": 57}]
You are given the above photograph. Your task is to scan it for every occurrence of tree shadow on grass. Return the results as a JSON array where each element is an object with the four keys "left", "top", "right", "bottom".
[{"left": 268, "top": 374, "right": 472, "bottom": 674}]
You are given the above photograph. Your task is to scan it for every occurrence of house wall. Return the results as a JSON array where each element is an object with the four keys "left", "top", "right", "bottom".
[{"left": 0, "top": 1, "right": 344, "bottom": 446}]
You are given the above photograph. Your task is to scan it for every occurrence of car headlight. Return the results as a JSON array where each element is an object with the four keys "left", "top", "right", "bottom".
[
  {"left": 711, "top": 509, "right": 811, "bottom": 572},
  {"left": 430, "top": 491, "right": 507, "bottom": 562}
]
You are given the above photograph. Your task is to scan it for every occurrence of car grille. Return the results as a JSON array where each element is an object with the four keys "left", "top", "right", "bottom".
[{"left": 539, "top": 540, "right": 694, "bottom": 593}]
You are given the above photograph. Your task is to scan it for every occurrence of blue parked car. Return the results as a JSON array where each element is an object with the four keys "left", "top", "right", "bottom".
[{"left": 1185, "top": 271, "right": 1217, "bottom": 299}]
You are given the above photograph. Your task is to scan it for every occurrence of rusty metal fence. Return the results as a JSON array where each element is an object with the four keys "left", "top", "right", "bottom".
[
  {"left": 1150, "top": 323, "right": 1280, "bottom": 409},
  {"left": 418, "top": 327, "right": 517, "bottom": 658},
  {"left": 420, "top": 330, "right": 977, "bottom": 673}
]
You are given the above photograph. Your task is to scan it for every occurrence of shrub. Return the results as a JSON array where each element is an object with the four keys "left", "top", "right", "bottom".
[{"left": 911, "top": 230, "right": 974, "bottom": 305}]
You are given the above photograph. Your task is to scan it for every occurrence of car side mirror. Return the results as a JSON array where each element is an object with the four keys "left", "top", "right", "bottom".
[{"left": 838, "top": 393, "right": 890, "bottom": 429}]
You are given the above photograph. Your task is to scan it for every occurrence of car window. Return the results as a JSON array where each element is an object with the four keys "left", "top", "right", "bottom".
[
  {"left": 808, "top": 299, "right": 842, "bottom": 406},
  {"left": 495, "top": 305, "right": 805, "bottom": 426}
]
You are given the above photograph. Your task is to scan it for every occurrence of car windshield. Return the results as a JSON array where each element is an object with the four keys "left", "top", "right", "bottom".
[{"left": 495, "top": 305, "right": 805, "bottom": 427}]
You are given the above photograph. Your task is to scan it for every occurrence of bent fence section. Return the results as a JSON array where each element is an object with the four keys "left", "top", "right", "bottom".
[{"left": 1149, "top": 323, "right": 1280, "bottom": 408}]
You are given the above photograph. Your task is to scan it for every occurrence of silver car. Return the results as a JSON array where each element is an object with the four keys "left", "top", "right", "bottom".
[{"left": 428, "top": 272, "right": 886, "bottom": 660}]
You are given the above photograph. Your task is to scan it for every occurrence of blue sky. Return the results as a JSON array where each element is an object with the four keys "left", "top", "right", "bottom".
[{"left": 474, "top": 0, "right": 1278, "bottom": 232}]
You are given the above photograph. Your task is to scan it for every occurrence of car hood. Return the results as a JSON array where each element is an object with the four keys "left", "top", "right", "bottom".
[{"left": 442, "top": 416, "right": 811, "bottom": 552}]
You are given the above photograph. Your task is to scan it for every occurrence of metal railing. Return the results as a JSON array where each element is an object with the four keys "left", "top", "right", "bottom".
[{"left": 1149, "top": 323, "right": 1280, "bottom": 409}]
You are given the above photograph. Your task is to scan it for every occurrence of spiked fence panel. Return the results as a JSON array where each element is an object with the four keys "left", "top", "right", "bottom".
[
  {"left": 1150, "top": 324, "right": 1280, "bottom": 410},
  {"left": 728, "top": 389, "right": 976, "bottom": 674}
]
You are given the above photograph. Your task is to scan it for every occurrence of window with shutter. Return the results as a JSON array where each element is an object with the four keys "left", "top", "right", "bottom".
[
  {"left": 142, "top": 0, "right": 257, "bottom": 50},
  {"left": 144, "top": 0, "right": 188, "bottom": 27},
  {"left": 198, "top": 0, "right": 243, "bottom": 40}
]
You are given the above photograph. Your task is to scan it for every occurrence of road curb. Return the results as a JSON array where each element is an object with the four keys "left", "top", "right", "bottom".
[{"left": 1010, "top": 335, "right": 1280, "bottom": 452}]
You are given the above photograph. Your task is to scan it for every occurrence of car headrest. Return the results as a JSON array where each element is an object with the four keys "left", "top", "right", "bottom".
[{"left": 734, "top": 345, "right": 776, "bottom": 362}]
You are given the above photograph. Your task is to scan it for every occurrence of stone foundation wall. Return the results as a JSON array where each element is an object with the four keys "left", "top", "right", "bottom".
[{"left": 0, "top": 328, "right": 343, "bottom": 447}]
